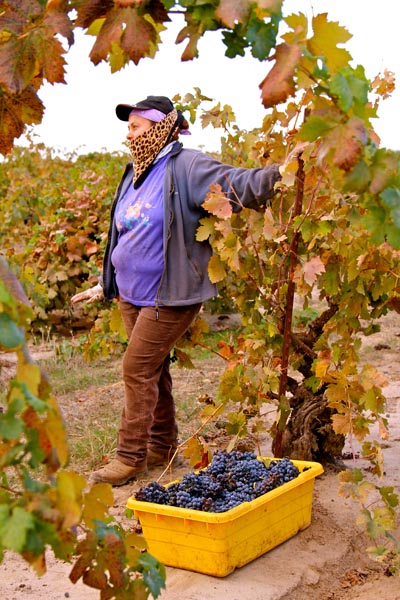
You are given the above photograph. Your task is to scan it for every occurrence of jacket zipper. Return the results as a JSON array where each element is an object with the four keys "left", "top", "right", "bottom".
[{"left": 155, "top": 161, "right": 175, "bottom": 320}]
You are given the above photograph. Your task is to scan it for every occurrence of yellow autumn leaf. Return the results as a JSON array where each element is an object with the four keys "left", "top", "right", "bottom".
[
  {"left": 208, "top": 254, "right": 227, "bottom": 283},
  {"left": 56, "top": 470, "right": 87, "bottom": 529},
  {"left": 125, "top": 532, "right": 146, "bottom": 565},
  {"left": 359, "top": 364, "right": 388, "bottom": 391},
  {"left": 16, "top": 360, "right": 41, "bottom": 397},
  {"left": 331, "top": 413, "right": 351, "bottom": 435},
  {"left": 43, "top": 395, "right": 69, "bottom": 468},
  {"left": 315, "top": 358, "right": 330, "bottom": 379},
  {"left": 196, "top": 217, "right": 216, "bottom": 242},
  {"left": 82, "top": 483, "right": 114, "bottom": 529},
  {"left": 308, "top": 13, "right": 352, "bottom": 72}
]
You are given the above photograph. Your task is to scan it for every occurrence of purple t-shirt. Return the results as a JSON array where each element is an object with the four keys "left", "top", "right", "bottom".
[{"left": 111, "top": 155, "right": 168, "bottom": 306}]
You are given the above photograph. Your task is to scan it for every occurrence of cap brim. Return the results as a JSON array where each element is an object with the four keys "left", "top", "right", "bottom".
[{"left": 116, "top": 104, "right": 134, "bottom": 121}]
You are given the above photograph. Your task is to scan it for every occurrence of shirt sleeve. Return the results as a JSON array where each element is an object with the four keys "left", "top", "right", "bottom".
[{"left": 183, "top": 151, "right": 281, "bottom": 211}]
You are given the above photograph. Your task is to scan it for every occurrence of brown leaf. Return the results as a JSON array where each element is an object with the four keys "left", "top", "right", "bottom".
[
  {"left": 202, "top": 184, "right": 233, "bottom": 219},
  {"left": 176, "top": 24, "right": 201, "bottom": 61},
  {"left": 120, "top": 9, "right": 159, "bottom": 64},
  {"left": 302, "top": 256, "right": 325, "bottom": 285},
  {"left": 83, "top": 564, "right": 108, "bottom": 590},
  {"left": 0, "top": 85, "right": 44, "bottom": 155},
  {"left": 259, "top": 43, "right": 302, "bottom": 108},
  {"left": 69, "top": 555, "right": 92, "bottom": 584},
  {"left": 0, "top": 37, "right": 38, "bottom": 93},
  {"left": 0, "top": 5, "right": 26, "bottom": 36},
  {"left": 89, "top": 7, "right": 157, "bottom": 65},
  {"left": 44, "top": 3, "right": 75, "bottom": 46},
  {"left": 320, "top": 117, "right": 367, "bottom": 172},
  {"left": 38, "top": 35, "right": 67, "bottom": 84},
  {"left": 215, "top": 0, "right": 251, "bottom": 28},
  {"left": 74, "top": 0, "right": 114, "bottom": 28}
]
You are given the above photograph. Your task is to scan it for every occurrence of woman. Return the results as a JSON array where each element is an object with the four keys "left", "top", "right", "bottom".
[{"left": 72, "top": 95, "right": 280, "bottom": 485}]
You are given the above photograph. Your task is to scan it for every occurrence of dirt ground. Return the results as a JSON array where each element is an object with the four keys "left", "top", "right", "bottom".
[{"left": 1, "top": 312, "right": 400, "bottom": 600}]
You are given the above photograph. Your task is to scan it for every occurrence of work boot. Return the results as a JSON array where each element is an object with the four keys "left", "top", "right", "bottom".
[
  {"left": 147, "top": 446, "right": 183, "bottom": 468},
  {"left": 90, "top": 458, "right": 147, "bottom": 486}
]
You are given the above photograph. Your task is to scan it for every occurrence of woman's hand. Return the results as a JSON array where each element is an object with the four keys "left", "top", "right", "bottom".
[{"left": 71, "top": 283, "right": 104, "bottom": 304}]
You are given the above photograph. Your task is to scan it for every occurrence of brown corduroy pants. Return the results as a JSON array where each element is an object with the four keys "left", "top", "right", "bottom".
[{"left": 116, "top": 300, "right": 201, "bottom": 468}]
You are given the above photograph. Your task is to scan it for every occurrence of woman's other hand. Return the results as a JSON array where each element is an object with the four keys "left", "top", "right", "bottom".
[{"left": 71, "top": 283, "right": 104, "bottom": 304}]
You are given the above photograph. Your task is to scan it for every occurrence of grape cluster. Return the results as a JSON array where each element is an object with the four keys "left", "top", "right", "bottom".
[{"left": 135, "top": 451, "right": 300, "bottom": 513}]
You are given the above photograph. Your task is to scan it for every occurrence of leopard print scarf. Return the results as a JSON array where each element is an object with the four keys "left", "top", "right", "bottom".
[{"left": 128, "top": 109, "right": 179, "bottom": 187}]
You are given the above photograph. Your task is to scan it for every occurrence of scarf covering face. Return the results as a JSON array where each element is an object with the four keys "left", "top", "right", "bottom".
[{"left": 128, "top": 109, "right": 178, "bottom": 187}]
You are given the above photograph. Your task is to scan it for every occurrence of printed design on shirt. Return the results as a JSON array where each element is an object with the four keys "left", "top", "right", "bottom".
[{"left": 116, "top": 198, "right": 154, "bottom": 232}]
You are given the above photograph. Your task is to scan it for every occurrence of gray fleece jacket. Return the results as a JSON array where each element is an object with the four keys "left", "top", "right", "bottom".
[{"left": 102, "top": 141, "right": 280, "bottom": 306}]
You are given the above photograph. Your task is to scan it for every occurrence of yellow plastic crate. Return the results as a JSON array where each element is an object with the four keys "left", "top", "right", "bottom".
[{"left": 127, "top": 458, "right": 324, "bottom": 577}]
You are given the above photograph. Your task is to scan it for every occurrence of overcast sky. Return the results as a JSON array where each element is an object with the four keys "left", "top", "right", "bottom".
[{"left": 22, "top": 0, "right": 400, "bottom": 155}]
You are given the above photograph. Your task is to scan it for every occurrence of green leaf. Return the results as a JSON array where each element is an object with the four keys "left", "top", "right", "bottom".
[
  {"left": 0, "top": 398, "right": 25, "bottom": 440},
  {"left": 329, "top": 71, "right": 352, "bottom": 112},
  {"left": 298, "top": 115, "right": 334, "bottom": 141},
  {"left": 135, "top": 551, "right": 166, "bottom": 598},
  {"left": 380, "top": 487, "right": 399, "bottom": 509},
  {"left": 0, "top": 312, "right": 24, "bottom": 349},
  {"left": 247, "top": 17, "right": 278, "bottom": 61},
  {"left": 222, "top": 29, "right": 247, "bottom": 59},
  {"left": 0, "top": 506, "right": 34, "bottom": 552},
  {"left": 342, "top": 159, "right": 371, "bottom": 192}
]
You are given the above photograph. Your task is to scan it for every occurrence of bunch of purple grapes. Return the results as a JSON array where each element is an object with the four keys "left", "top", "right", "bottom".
[{"left": 135, "top": 451, "right": 300, "bottom": 513}]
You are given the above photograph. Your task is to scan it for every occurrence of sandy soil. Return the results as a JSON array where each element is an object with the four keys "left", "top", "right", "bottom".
[{"left": 1, "top": 313, "right": 400, "bottom": 600}]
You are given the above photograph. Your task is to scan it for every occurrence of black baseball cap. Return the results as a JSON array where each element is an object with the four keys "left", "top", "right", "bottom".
[{"left": 116, "top": 95, "right": 175, "bottom": 121}]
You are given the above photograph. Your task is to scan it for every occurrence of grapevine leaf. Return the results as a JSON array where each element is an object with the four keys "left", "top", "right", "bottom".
[
  {"left": 215, "top": 0, "right": 251, "bottom": 28},
  {"left": 16, "top": 359, "right": 41, "bottom": 397},
  {"left": 73, "top": 0, "right": 114, "bottom": 28},
  {"left": 282, "top": 12, "right": 308, "bottom": 45},
  {"left": 182, "top": 436, "right": 209, "bottom": 468},
  {"left": 342, "top": 159, "right": 371, "bottom": 193},
  {"left": 56, "top": 471, "right": 86, "bottom": 529},
  {"left": 259, "top": 43, "right": 301, "bottom": 108},
  {"left": 82, "top": 483, "right": 114, "bottom": 529},
  {"left": 44, "top": 1, "right": 74, "bottom": 46},
  {"left": 302, "top": 256, "right": 325, "bottom": 285},
  {"left": 0, "top": 37, "right": 38, "bottom": 94},
  {"left": 176, "top": 24, "right": 201, "bottom": 61},
  {"left": 369, "top": 151, "right": 399, "bottom": 195},
  {"left": 43, "top": 396, "right": 69, "bottom": 469},
  {"left": 298, "top": 114, "right": 335, "bottom": 142},
  {"left": 135, "top": 551, "right": 166, "bottom": 599},
  {"left": 82, "top": 563, "right": 107, "bottom": 589},
  {"left": 0, "top": 506, "right": 34, "bottom": 552},
  {"left": 0, "top": 84, "right": 44, "bottom": 155},
  {"left": 109, "top": 306, "right": 127, "bottom": 339},
  {"left": 222, "top": 29, "right": 247, "bottom": 58},
  {"left": 196, "top": 217, "right": 216, "bottom": 242},
  {"left": 247, "top": 16, "right": 278, "bottom": 60},
  {"left": 263, "top": 207, "right": 278, "bottom": 239},
  {"left": 0, "top": 312, "right": 24, "bottom": 349},
  {"left": 380, "top": 487, "right": 399, "bottom": 509},
  {"left": 202, "top": 184, "right": 233, "bottom": 219},
  {"left": 89, "top": 7, "right": 160, "bottom": 66},
  {"left": 308, "top": 13, "right": 352, "bottom": 72},
  {"left": 36, "top": 35, "right": 67, "bottom": 84},
  {"left": 319, "top": 117, "right": 368, "bottom": 171},
  {"left": 208, "top": 254, "right": 227, "bottom": 283},
  {"left": 328, "top": 71, "right": 352, "bottom": 112},
  {"left": 0, "top": 399, "right": 25, "bottom": 439},
  {"left": 380, "top": 187, "right": 400, "bottom": 229}
]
